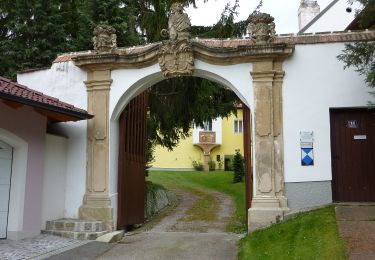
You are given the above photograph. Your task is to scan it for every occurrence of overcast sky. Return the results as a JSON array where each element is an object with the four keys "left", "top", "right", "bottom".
[{"left": 185, "top": 0, "right": 336, "bottom": 34}]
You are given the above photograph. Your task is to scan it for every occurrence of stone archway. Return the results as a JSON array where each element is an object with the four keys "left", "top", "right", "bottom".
[{"left": 72, "top": 9, "right": 294, "bottom": 231}]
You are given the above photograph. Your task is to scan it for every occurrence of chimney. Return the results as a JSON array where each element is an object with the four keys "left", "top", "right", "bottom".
[{"left": 298, "top": 0, "right": 320, "bottom": 30}]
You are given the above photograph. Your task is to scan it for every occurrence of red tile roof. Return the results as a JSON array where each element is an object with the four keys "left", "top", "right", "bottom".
[{"left": 0, "top": 76, "right": 92, "bottom": 122}]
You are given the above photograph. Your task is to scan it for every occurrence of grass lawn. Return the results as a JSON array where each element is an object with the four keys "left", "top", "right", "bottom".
[
  {"left": 238, "top": 206, "right": 347, "bottom": 260},
  {"left": 147, "top": 170, "right": 246, "bottom": 233}
]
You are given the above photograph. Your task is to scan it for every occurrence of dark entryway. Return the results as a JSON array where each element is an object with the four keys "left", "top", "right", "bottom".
[{"left": 330, "top": 109, "right": 375, "bottom": 202}]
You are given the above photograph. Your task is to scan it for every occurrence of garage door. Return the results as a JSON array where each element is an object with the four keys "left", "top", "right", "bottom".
[
  {"left": 330, "top": 109, "right": 375, "bottom": 202},
  {"left": 0, "top": 141, "right": 13, "bottom": 239}
]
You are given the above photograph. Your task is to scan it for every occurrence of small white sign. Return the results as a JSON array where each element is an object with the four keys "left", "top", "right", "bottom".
[
  {"left": 301, "top": 142, "right": 313, "bottom": 148},
  {"left": 354, "top": 135, "right": 367, "bottom": 140},
  {"left": 300, "top": 131, "right": 313, "bottom": 142}
]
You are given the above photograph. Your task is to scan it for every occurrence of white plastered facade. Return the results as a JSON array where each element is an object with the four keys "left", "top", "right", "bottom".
[{"left": 16, "top": 38, "right": 371, "bottom": 227}]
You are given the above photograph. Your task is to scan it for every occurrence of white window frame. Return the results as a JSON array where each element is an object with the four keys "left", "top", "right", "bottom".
[{"left": 234, "top": 119, "right": 243, "bottom": 134}]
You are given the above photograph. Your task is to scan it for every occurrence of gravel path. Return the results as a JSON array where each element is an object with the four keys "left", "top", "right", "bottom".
[{"left": 99, "top": 188, "right": 241, "bottom": 259}]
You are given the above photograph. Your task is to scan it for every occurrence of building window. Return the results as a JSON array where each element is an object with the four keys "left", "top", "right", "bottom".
[
  {"left": 234, "top": 119, "right": 243, "bottom": 133},
  {"left": 202, "top": 121, "right": 212, "bottom": 131}
]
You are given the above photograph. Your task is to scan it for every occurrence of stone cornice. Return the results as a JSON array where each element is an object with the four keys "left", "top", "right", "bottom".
[
  {"left": 192, "top": 42, "right": 294, "bottom": 65},
  {"left": 70, "top": 30, "right": 375, "bottom": 71},
  {"left": 71, "top": 42, "right": 294, "bottom": 70}
]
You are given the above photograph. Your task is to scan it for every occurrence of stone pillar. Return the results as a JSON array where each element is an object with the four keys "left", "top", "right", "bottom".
[
  {"left": 248, "top": 61, "right": 289, "bottom": 231},
  {"left": 79, "top": 69, "right": 113, "bottom": 231},
  {"left": 195, "top": 143, "right": 219, "bottom": 171}
]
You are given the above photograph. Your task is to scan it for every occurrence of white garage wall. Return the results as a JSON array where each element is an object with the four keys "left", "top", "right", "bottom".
[
  {"left": 18, "top": 62, "right": 88, "bottom": 218},
  {"left": 41, "top": 134, "right": 67, "bottom": 229},
  {"left": 283, "top": 43, "right": 370, "bottom": 183}
]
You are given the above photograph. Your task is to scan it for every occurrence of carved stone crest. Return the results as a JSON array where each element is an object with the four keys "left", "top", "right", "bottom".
[
  {"left": 159, "top": 39, "right": 194, "bottom": 78},
  {"left": 93, "top": 24, "right": 117, "bottom": 54},
  {"left": 158, "top": 2, "right": 194, "bottom": 78},
  {"left": 247, "top": 12, "right": 276, "bottom": 44}
]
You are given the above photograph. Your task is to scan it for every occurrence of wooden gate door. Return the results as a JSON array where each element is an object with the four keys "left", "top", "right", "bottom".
[
  {"left": 118, "top": 92, "right": 148, "bottom": 229},
  {"left": 330, "top": 109, "right": 375, "bottom": 202},
  {"left": 243, "top": 104, "right": 253, "bottom": 222}
]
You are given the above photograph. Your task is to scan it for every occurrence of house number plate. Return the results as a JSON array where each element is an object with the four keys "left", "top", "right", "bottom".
[{"left": 354, "top": 135, "right": 367, "bottom": 140}]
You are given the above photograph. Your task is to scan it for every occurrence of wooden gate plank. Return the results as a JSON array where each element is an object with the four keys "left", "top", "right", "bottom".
[
  {"left": 243, "top": 104, "right": 253, "bottom": 224},
  {"left": 117, "top": 92, "right": 148, "bottom": 229}
]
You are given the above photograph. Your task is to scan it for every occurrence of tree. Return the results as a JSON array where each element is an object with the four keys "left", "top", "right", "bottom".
[
  {"left": 337, "top": 0, "right": 375, "bottom": 105},
  {"left": 232, "top": 150, "right": 244, "bottom": 183},
  {"left": 148, "top": 77, "right": 239, "bottom": 150},
  {"left": 0, "top": 0, "right": 67, "bottom": 79},
  {"left": 0, "top": 0, "right": 246, "bottom": 150}
]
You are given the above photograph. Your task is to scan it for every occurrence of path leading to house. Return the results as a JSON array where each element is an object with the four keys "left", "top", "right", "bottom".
[
  {"left": 336, "top": 205, "right": 375, "bottom": 260},
  {"left": 97, "top": 189, "right": 241, "bottom": 260},
  {"left": 45, "top": 188, "right": 240, "bottom": 259}
]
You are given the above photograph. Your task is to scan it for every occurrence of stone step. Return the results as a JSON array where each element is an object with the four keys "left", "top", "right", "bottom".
[
  {"left": 45, "top": 218, "right": 105, "bottom": 232},
  {"left": 42, "top": 229, "right": 108, "bottom": 240}
]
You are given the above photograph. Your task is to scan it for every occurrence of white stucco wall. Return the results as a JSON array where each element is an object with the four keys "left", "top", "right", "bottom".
[
  {"left": 17, "top": 61, "right": 88, "bottom": 218},
  {"left": 41, "top": 134, "right": 67, "bottom": 229},
  {"left": 283, "top": 43, "right": 370, "bottom": 183},
  {"left": 304, "top": 0, "right": 361, "bottom": 33}
]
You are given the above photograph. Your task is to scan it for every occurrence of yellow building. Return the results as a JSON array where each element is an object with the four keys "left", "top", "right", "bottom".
[{"left": 152, "top": 109, "right": 244, "bottom": 171}]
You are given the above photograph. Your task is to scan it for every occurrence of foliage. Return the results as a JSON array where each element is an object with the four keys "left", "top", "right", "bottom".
[
  {"left": 217, "top": 159, "right": 224, "bottom": 170},
  {"left": 148, "top": 77, "right": 238, "bottom": 150},
  {"left": 338, "top": 42, "right": 375, "bottom": 104},
  {"left": 238, "top": 206, "right": 347, "bottom": 259},
  {"left": 147, "top": 170, "right": 246, "bottom": 233},
  {"left": 337, "top": 0, "right": 375, "bottom": 105},
  {"left": 208, "top": 158, "right": 216, "bottom": 171},
  {"left": 192, "top": 160, "right": 204, "bottom": 171},
  {"left": 191, "top": 0, "right": 247, "bottom": 38},
  {"left": 0, "top": 0, "right": 243, "bottom": 149},
  {"left": 232, "top": 151, "right": 244, "bottom": 183}
]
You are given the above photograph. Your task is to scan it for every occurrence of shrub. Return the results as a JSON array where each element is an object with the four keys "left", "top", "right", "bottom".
[
  {"left": 208, "top": 159, "right": 216, "bottom": 171},
  {"left": 192, "top": 160, "right": 204, "bottom": 171},
  {"left": 233, "top": 151, "right": 244, "bottom": 183}
]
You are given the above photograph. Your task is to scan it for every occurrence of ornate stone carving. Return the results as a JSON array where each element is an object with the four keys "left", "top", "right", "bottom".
[
  {"left": 158, "top": 39, "right": 194, "bottom": 78},
  {"left": 247, "top": 12, "right": 276, "bottom": 44},
  {"left": 161, "top": 2, "right": 191, "bottom": 41},
  {"left": 93, "top": 25, "right": 117, "bottom": 54},
  {"left": 158, "top": 2, "right": 194, "bottom": 78}
]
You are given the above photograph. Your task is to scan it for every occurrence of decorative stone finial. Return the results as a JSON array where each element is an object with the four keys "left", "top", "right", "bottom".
[
  {"left": 158, "top": 2, "right": 194, "bottom": 78},
  {"left": 247, "top": 12, "right": 276, "bottom": 44},
  {"left": 93, "top": 24, "right": 117, "bottom": 54},
  {"left": 160, "top": 2, "right": 191, "bottom": 41}
]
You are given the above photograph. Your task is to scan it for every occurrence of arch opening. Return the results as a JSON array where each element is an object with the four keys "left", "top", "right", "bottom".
[{"left": 110, "top": 69, "right": 254, "bottom": 231}]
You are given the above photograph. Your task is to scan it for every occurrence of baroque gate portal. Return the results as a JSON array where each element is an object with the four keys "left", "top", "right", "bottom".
[{"left": 72, "top": 7, "right": 294, "bottom": 232}]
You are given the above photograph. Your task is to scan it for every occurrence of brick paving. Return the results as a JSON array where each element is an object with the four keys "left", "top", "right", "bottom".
[
  {"left": 336, "top": 205, "right": 375, "bottom": 260},
  {"left": 0, "top": 234, "right": 89, "bottom": 260}
]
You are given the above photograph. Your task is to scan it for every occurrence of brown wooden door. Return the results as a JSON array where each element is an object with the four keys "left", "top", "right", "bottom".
[
  {"left": 118, "top": 92, "right": 148, "bottom": 229},
  {"left": 330, "top": 109, "right": 375, "bottom": 202},
  {"left": 243, "top": 104, "right": 253, "bottom": 222}
]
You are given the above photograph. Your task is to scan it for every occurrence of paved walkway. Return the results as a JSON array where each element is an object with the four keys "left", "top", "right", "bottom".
[
  {"left": 0, "top": 234, "right": 88, "bottom": 260},
  {"left": 336, "top": 205, "right": 375, "bottom": 260}
]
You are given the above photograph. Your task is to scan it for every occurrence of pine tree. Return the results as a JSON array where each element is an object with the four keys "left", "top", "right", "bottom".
[{"left": 233, "top": 150, "right": 244, "bottom": 183}]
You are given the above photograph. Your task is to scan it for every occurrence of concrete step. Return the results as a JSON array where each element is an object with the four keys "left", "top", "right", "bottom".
[
  {"left": 42, "top": 229, "right": 108, "bottom": 240},
  {"left": 45, "top": 218, "right": 105, "bottom": 232}
]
